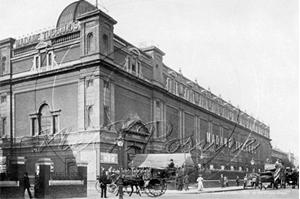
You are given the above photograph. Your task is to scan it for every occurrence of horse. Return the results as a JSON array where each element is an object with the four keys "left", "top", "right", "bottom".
[
  {"left": 111, "top": 173, "right": 145, "bottom": 197},
  {"left": 120, "top": 175, "right": 144, "bottom": 196}
]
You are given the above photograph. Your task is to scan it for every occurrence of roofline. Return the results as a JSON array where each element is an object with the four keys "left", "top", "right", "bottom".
[{"left": 0, "top": 38, "right": 15, "bottom": 45}]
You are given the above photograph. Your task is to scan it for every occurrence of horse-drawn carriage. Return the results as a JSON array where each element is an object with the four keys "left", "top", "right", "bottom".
[{"left": 97, "top": 153, "right": 194, "bottom": 197}]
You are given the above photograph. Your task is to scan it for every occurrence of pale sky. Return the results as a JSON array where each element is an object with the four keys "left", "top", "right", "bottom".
[{"left": 0, "top": 0, "right": 299, "bottom": 157}]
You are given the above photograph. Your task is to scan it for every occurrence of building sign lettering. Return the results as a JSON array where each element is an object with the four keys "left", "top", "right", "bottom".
[
  {"left": 205, "top": 132, "right": 254, "bottom": 153},
  {"left": 14, "top": 21, "right": 80, "bottom": 48}
]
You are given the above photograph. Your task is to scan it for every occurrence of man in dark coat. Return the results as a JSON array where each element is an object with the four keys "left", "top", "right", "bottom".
[
  {"left": 219, "top": 174, "right": 224, "bottom": 188},
  {"left": 99, "top": 171, "right": 109, "bottom": 198},
  {"left": 236, "top": 176, "right": 240, "bottom": 186},
  {"left": 24, "top": 172, "right": 33, "bottom": 198},
  {"left": 168, "top": 159, "right": 174, "bottom": 168}
]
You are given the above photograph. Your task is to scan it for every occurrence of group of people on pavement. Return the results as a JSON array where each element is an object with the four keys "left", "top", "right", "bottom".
[{"left": 219, "top": 174, "right": 231, "bottom": 188}]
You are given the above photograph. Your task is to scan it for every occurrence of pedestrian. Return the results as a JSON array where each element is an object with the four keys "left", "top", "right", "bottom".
[
  {"left": 224, "top": 175, "right": 229, "bottom": 187},
  {"left": 24, "top": 172, "right": 33, "bottom": 198},
  {"left": 236, "top": 176, "right": 240, "bottom": 186},
  {"left": 176, "top": 174, "right": 183, "bottom": 191},
  {"left": 183, "top": 174, "right": 190, "bottom": 191},
  {"left": 243, "top": 174, "right": 248, "bottom": 188},
  {"left": 99, "top": 170, "right": 109, "bottom": 198},
  {"left": 219, "top": 174, "right": 224, "bottom": 188},
  {"left": 197, "top": 174, "right": 204, "bottom": 191}
]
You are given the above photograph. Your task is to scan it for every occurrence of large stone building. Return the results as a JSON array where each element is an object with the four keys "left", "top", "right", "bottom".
[
  {"left": 0, "top": 0, "right": 272, "bottom": 180},
  {"left": 271, "top": 148, "right": 289, "bottom": 162}
]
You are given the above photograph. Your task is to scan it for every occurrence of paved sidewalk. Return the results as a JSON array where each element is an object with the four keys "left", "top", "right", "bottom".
[
  {"left": 62, "top": 183, "right": 244, "bottom": 199},
  {"left": 165, "top": 185, "right": 244, "bottom": 194}
]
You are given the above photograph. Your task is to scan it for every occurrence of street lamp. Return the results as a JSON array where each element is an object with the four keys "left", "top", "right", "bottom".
[
  {"left": 250, "top": 159, "right": 255, "bottom": 172},
  {"left": 117, "top": 138, "right": 124, "bottom": 199}
]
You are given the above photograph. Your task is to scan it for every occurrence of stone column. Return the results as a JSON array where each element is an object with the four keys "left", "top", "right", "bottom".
[
  {"left": 10, "top": 156, "right": 26, "bottom": 198},
  {"left": 10, "top": 156, "right": 26, "bottom": 181},
  {"left": 77, "top": 162, "right": 88, "bottom": 185},
  {"left": 35, "top": 158, "right": 52, "bottom": 198}
]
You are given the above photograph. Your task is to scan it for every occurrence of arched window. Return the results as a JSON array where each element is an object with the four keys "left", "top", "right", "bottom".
[
  {"left": 103, "top": 34, "right": 108, "bottom": 54},
  {"left": 1, "top": 56, "right": 6, "bottom": 74},
  {"left": 87, "top": 33, "right": 94, "bottom": 53},
  {"left": 39, "top": 104, "right": 51, "bottom": 135},
  {"left": 87, "top": 106, "right": 93, "bottom": 128}
]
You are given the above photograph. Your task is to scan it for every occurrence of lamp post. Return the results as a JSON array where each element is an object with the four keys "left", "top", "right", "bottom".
[
  {"left": 117, "top": 139, "right": 124, "bottom": 199},
  {"left": 250, "top": 159, "right": 255, "bottom": 172}
]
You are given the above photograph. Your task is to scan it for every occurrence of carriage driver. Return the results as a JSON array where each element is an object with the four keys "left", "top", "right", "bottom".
[
  {"left": 165, "top": 159, "right": 175, "bottom": 177},
  {"left": 168, "top": 159, "right": 175, "bottom": 168}
]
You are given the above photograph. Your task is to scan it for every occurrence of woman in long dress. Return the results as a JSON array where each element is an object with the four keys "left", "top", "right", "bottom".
[{"left": 197, "top": 174, "right": 204, "bottom": 191}]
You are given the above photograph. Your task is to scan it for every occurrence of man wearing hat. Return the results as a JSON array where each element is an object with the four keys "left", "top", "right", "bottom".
[
  {"left": 197, "top": 174, "right": 204, "bottom": 191},
  {"left": 168, "top": 159, "right": 174, "bottom": 168},
  {"left": 24, "top": 172, "right": 33, "bottom": 198},
  {"left": 166, "top": 159, "right": 175, "bottom": 178}
]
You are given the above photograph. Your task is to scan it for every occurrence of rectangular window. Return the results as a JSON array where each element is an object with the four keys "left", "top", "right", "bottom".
[
  {"left": 48, "top": 53, "right": 52, "bottom": 66},
  {"left": 53, "top": 115, "right": 58, "bottom": 134},
  {"left": 156, "top": 101, "right": 161, "bottom": 137},
  {"left": 132, "top": 63, "right": 136, "bottom": 73},
  {"left": 184, "top": 88, "right": 189, "bottom": 99},
  {"left": 1, "top": 117, "right": 6, "bottom": 137},
  {"left": 174, "top": 82, "right": 178, "bottom": 95},
  {"left": 190, "top": 90, "right": 194, "bottom": 102},
  {"left": 137, "top": 62, "right": 141, "bottom": 75},
  {"left": 208, "top": 100, "right": 212, "bottom": 110},
  {"left": 32, "top": 118, "right": 37, "bottom": 136},
  {"left": 179, "top": 84, "right": 183, "bottom": 96},
  {"left": 167, "top": 79, "right": 172, "bottom": 92},
  {"left": 35, "top": 56, "right": 40, "bottom": 68},
  {"left": 41, "top": 53, "right": 47, "bottom": 67}
]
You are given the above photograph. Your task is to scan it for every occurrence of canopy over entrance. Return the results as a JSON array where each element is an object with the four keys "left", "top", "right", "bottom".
[{"left": 129, "top": 153, "right": 195, "bottom": 169}]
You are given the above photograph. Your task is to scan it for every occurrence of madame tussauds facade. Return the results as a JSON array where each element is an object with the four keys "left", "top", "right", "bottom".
[{"left": 0, "top": 0, "right": 272, "bottom": 182}]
